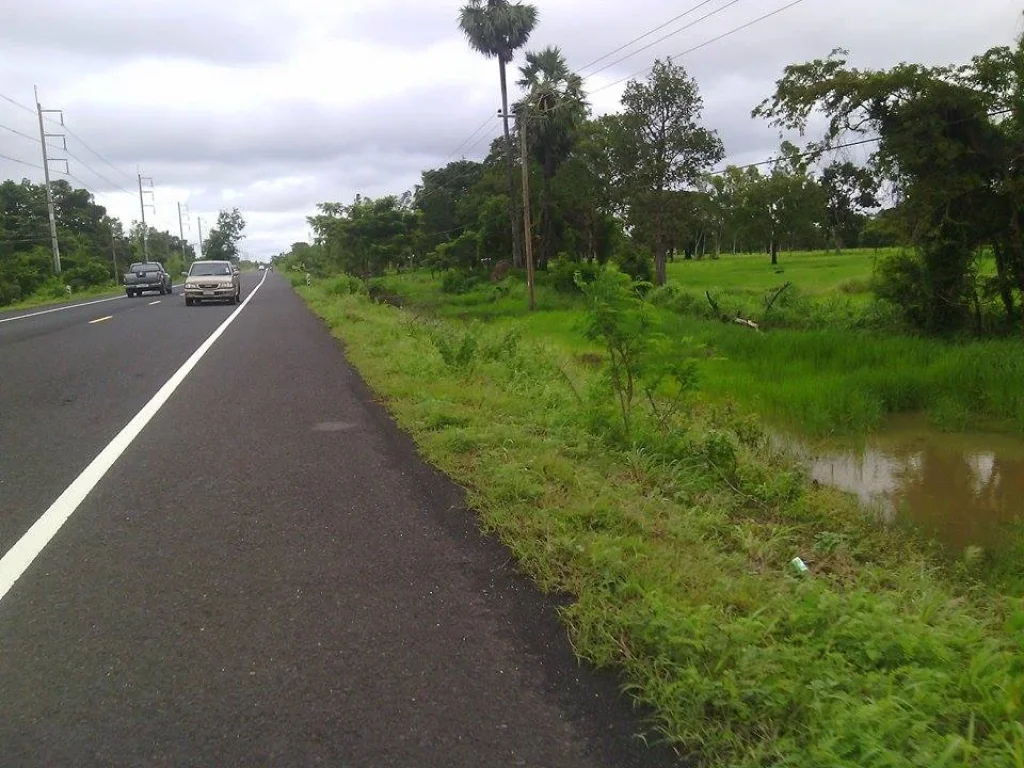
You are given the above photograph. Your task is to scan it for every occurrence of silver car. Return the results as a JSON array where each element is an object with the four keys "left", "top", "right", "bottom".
[{"left": 183, "top": 261, "right": 241, "bottom": 306}]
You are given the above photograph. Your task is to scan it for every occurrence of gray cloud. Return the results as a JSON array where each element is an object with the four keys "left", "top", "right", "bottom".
[{"left": 1, "top": 0, "right": 300, "bottom": 64}]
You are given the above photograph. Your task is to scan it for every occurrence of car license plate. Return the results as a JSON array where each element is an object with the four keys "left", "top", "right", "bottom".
[{"left": 203, "top": 290, "right": 214, "bottom": 296}]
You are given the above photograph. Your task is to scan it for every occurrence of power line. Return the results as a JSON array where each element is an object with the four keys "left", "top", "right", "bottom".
[
  {"left": 713, "top": 107, "right": 1016, "bottom": 174},
  {"left": 0, "top": 123, "right": 40, "bottom": 144},
  {"left": 439, "top": 0, "right": 756, "bottom": 169},
  {"left": 0, "top": 152, "right": 43, "bottom": 171},
  {"left": 447, "top": 113, "right": 498, "bottom": 160},
  {"left": 50, "top": 120, "right": 136, "bottom": 182},
  {"left": 588, "top": 0, "right": 808, "bottom": 99},
  {"left": 412, "top": 1, "right": 799, "bottom": 212},
  {"left": 0, "top": 93, "right": 36, "bottom": 115},
  {"left": 583, "top": 0, "right": 748, "bottom": 81},
  {"left": 63, "top": 147, "right": 135, "bottom": 195},
  {"left": 577, "top": 0, "right": 721, "bottom": 73},
  {"left": 441, "top": 0, "right": 746, "bottom": 167},
  {"left": 398, "top": 0, "right": 809, "bottom": 234}
]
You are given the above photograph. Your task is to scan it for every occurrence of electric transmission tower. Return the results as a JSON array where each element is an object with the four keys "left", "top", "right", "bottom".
[
  {"left": 34, "top": 86, "right": 68, "bottom": 275},
  {"left": 137, "top": 172, "right": 155, "bottom": 260}
]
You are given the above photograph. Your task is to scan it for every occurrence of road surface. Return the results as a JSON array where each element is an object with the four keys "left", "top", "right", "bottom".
[{"left": 0, "top": 273, "right": 676, "bottom": 766}]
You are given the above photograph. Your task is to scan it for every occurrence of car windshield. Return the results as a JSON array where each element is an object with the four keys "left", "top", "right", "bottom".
[
  {"left": 130, "top": 263, "right": 160, "bottom": 272},
  {"left": 190, "top": 263, "right": 232, "bottom": 276}
]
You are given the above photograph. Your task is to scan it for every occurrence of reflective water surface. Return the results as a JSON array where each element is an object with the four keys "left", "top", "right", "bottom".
[{"left": 776, "top": 417, "right": 1024, "bottom": 552}]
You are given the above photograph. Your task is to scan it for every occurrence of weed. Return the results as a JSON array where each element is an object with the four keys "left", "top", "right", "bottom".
[{"left": 430, "top": 327, "right": 478, "bottom": 371}]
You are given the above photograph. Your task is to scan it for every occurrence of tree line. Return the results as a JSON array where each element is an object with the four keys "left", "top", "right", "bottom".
[
  {"left": 283, "top": 2, "right": 1023, "bottom": 337},
  {"left": 0, "top": 174, "right": 248, "bottom": 307}
]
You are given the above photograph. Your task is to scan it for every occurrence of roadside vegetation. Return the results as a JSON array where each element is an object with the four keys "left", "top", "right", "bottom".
[
  {"left": 275, "top": 4, "right": 1024, "bottom": 765},
  {"left": 0, "top": 176, "right": 249, "bottom": 308},
  {"left": 296, "top": 271, "right": 1023, "bottom": 766}
]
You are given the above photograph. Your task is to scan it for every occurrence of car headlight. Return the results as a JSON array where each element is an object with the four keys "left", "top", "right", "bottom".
[{"left": 185, "top": 282, "right": 198, "bottom": 289}]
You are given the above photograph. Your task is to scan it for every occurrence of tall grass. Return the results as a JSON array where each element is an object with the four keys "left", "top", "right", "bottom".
[
  {"left": 375, "top": 268, "right": 1024, "bottom": 437},
  {"left": 682, "top": 321, "right": 1024, "bottom": 435},
  {"left": 296, "top": 276, "right": 1024, "bottom": 767}
]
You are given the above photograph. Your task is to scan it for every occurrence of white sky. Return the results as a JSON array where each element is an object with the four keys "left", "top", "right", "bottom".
[{"left": 1, "top": 0, "right": 1021, "bottom": 260}]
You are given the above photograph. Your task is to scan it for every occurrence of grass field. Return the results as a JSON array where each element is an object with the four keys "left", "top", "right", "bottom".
[
  {"left": 368, "top": 259, "right": 1024, "bottom": 437},
  {"left": 295, "top": 272, "right": 1024, "bottom": 767},
  {"left": 666, "top": 247, "right": 888, "bottom": 297}
]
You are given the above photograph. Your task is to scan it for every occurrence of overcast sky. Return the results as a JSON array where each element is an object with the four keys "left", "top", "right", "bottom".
[{"left": 1, "top": 0, "right": 1021, "bottom": 260}]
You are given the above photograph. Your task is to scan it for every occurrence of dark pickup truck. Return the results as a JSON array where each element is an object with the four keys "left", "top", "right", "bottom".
[{"left": 124, "top": 262, "right": 172, "bottom": 297}]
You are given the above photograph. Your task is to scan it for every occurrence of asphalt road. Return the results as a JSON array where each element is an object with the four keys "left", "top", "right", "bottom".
[{"left": 0, "top": 272, "right": 677, "bottom": 767}]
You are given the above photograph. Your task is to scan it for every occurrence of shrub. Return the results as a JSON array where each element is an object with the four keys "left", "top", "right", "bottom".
[
  {"left": 873, "top": 249, "right": 930, "bottom": 331},
  {"left": 440, "top": 269, "right": 479, "bottom": 295},
  {"left": 325, "top": 274, "right": 365, "bottom": 296},
  {"left": 548, "top": 256, "right": 602, "bottom": 294},
  {"left": 0, "top": 281, "right": 21, "bottom": 306},
  {"left": 430, "top": 327, "right": 478, "bottom": 370},
  {"left": 63, "top": 262, "right": 110, "bottom": 290},
  {"left": 613, "top": 240, "right": 654, "bottom": 283}
]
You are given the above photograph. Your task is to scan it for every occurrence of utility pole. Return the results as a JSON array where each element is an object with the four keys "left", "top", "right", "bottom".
[
  {"left": 497, "top": 108, "right": 524, "bottom": 270},
  {"left": 197, "top": 217, "right": 204, "bottom": 259},
  {"left": 137, "top": 173, "right": 154, "bottom": 260},
  {"left": 110, "top": 228, "right": 119, "bottom": 281},
  {"left": 35, "top": 86, "right": 66, "bottom": 275},
  {"left": 177, "top": 202, "right": 189, "bottom": 268},
  {"left": 516, "top": 110, "right": 536, "bottom": 312}
]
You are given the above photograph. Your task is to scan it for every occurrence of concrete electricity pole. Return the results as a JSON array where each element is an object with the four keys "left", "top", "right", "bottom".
[
  {"left": 34, "top": 86, "right": 66, "bottom": 275},
  {"left": 517, "top": 111, "right": 536, "bottom": 312},
  {"left": 110, "top": 227, "right": 119, "bottom": 281},
  {"left": 137, "top": 173, "right": 154, "bottom": 259},
  {"left": 177, "top": 202, "right": 189, "bottom": 267},
  {"left": 197, "top": 217, "right": 204, "bottom": 259}
]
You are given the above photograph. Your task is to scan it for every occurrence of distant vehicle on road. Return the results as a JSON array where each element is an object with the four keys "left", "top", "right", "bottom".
[
  {"left": 124, "top": 262, "right": 172, "bottom": 297},
  {"left": 258, "top": 264, "right": 266, "bottom": 271},
  {"left": 183, "top": 260, "right": 241, "bottom": 306}
]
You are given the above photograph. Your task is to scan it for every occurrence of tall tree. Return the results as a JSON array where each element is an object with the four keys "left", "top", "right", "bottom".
[
  {"left": 605, "top": 58, "right": 724, "bottom": 285},
  {"left": 204, "top": 208, "right": 247, "bottom": 262},
  {"left": 753, "top": 40, "right": 1020, "bottom": 333},
  {"left": 308, "top": 195, "right": 417, "bottom": 278},
  {"left": 413, "top": 160, "right": 485, "bottom": 254},
  {"left": 516, "top": 46, "right": 588, "bottom": 269},
  {"left": 820, "top": 161, "right": 879, "bottom": 252},
  {"left": 458, "top": 0, "right": 538, "bottom": 269}
]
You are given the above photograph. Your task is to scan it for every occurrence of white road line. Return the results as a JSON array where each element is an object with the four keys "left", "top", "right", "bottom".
[
  {"left": 0, "top": 270, "right": 269, "bottom": 604},
  {"left": 88, "top": 315, "right": 113, "bottom": 324},
  {"left": 0, "top": 294, "right": 124, "bottom": 324},
  {"left": 0, "top": 284, "right": 184, "bottom": 326},
  {"left": 148, "top": 300, "right": 161, "bottom": 306}
]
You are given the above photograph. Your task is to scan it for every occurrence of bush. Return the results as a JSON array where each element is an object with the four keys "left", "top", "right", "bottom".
[
  {"left": 548, "top": 256, "right": 602, "bottom": 294},
  {"left": 0, "top": 281, "right": 21, "bottom": 306},
  {"left": 63, "top": 262, "right": 110, "bottom": 290},
  {"left": 430, "top": 327, "right": 478, "bottom": 370},
  {"left": 326, "top": 274, "right": 365, "bottom": 296},
  {"left": 613, "top": 240, "right": 654, "bottom": 283},
  {"left": 440, "top": 269, "right": 480, "bottom": 295},
  {"left": 873, "top": 249, "right": 929, "bottom": 329}
]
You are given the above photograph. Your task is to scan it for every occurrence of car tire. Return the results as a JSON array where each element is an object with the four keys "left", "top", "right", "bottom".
[{"left": 185, "top": 297, "right": 193, "bottom": 306}]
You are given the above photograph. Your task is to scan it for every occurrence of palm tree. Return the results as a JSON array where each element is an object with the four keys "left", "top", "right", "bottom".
[
  {"left": 458, "top": 0, "right": 538, "bottom": 269},
  {"left": 517, "top": 46, "right": 588, "bottom": 268}
]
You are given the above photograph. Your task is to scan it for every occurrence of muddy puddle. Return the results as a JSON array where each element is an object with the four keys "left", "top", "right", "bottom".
[{"left": 776, "top": 417, "right": 1024, "bottom": 552}]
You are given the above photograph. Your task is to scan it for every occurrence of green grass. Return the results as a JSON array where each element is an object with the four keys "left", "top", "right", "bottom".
[
  {"left": 666, "top": 247, "right": 890, "bottom": 296},
  {"left": 295, "top": 273, "right": 1024, "bottom": 767},
  {"left": 0, "top": 281, "right": 121, "bottom": 313},
  {"left": 674, "top": 319, "right": 1024, "bottom": 436},
  {"left": 373, "top": 268, "right": 1024, "bottom": 438}
]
